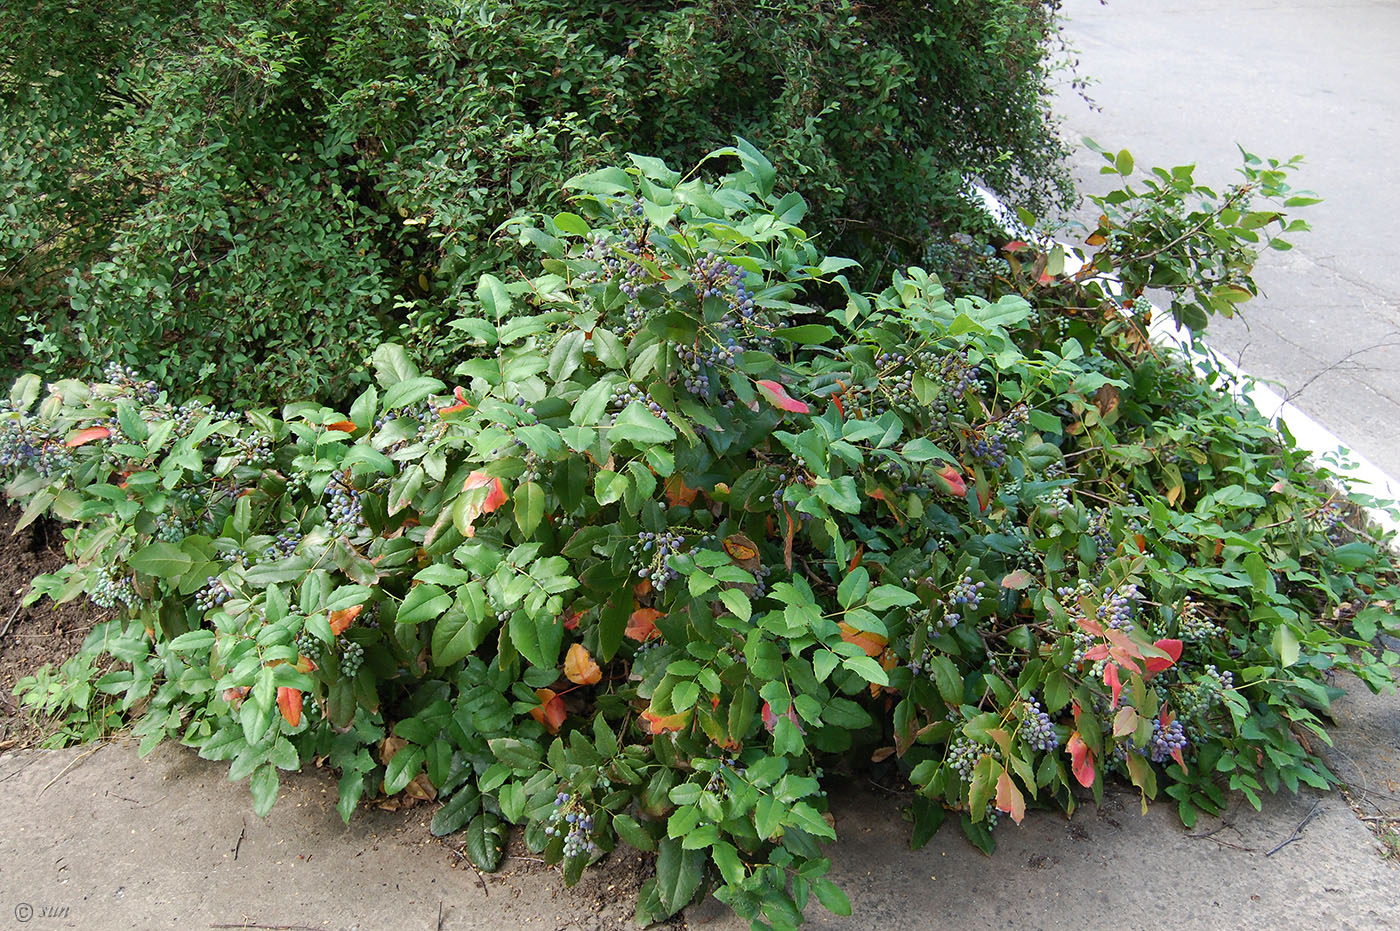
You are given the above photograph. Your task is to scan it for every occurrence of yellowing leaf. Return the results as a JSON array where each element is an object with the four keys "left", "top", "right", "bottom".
[{"left": 564, "top": 643, "right": 602, "bottom": 685}]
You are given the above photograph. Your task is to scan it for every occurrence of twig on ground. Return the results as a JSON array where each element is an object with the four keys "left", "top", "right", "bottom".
[
  {"left": 233, "top": 818, "right": 246, "bottom": 861},
  {"left": 37, "top": 743, "right": 103, "bottom": 796},
  {"left": 437, "top": 901, "right": 445, "bottom": 931},
  {"left": 0, "top": 597, "right": 24, "bottom": 640},
  {"left": 1266, "top": 799, "right": 1323, "bottom": 856},
  {"left": 445, "top": 843, "right": 488, "bottom": 895},
  {"left": 209, "top": 924, "right": 324, "bottom": 930}
]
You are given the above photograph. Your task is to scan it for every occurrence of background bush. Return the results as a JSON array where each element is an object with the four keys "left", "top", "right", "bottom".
[
  {"left": 1, "top": 0, "right": 1071, "bottom": 405},
  {"left": 5, "top": 149, "right": 1396, "bottom": 929}
]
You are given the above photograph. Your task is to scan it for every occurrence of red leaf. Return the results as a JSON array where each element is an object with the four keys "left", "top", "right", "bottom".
[
  {"left": 755, "top": 379, "right": 811, "bottom": 414},
  {"left": 459, "top": 472, "right": 509, "bottom": 538},
  {"left": 65, "top": 426, "right": 110, "bottom": 448},
  {"left": 996, "top": 768, "right": 1026, "bottom": 824},
  {"left": 438, "top": 386, "right": 472, "bottom": 416},
  {"left": 277, "top": 687, "right": 303, "bottom": 727},
  {"left": 1067, "top": 732, "right": 1096, "bottom": 788},
  {"left": 327, "top": 420, "right": 358, "bottom": 434},
  {"left": 760, "top": 701, "right": 803, "bottom": 734},
  {"left": 562, "top": 610, "right": 584, "bottom": 631},
  {"left": 1003, "top": 240, "right": 1029, "bottom": 252},
  {"left": 529, "top": 688, "right": 566, "bottom": 734},
  {"left": 1103, "top": 661, "right": 1122, "bottom": 709},
  {"left": 1144, "top": 638, "right": 1183, "bottom": 676},
  {"left": 664, "top": 474, "right": 699, "bottom": 507},
  {"left": 933, "top": 464, "right": 967, "bottom": 497},
  {"left": 1001, "top": 569, "right": 1033, "bottom": 590}
]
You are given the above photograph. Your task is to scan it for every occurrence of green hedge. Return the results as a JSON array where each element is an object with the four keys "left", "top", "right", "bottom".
[
  {"left": 2, "top": 0, "right": 1071, "bottom": 405},
  {"left": 6, "top": 149, "right": 1396, "bottom": 929}
]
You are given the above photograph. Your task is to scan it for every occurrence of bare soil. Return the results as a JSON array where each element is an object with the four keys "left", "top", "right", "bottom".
[{"left": 0, "top": 505, "right": 115, "bottom": 749}]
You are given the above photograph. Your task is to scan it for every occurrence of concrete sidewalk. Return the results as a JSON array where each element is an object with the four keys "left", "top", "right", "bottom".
[
  {"left": 1052, "top": 0, "right": 1400, "bottom": 478},
  {"left": 1, "top": 676, "right": 1396, "bottom": 931}
]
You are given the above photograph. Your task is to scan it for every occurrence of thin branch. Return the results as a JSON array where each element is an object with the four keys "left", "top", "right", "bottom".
[{"left": 1266, "top": 799, "right": 1323, "bottom": 856}]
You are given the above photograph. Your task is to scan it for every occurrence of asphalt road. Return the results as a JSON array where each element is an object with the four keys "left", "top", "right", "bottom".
[{"left": 1051, "top": 0, "right": 1400, "bottom": 478}]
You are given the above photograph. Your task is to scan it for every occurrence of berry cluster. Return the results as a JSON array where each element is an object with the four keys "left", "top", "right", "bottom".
[
  {"left": 1149, "top": 718, "right": 1188, "bottom": 763},
  {"left": 0, "top": 415, "right": 73, "bottom": 479},
  {"left": 261, "top": 528, "right": 303, "bottom": 562},
  {"left": 941, "top": 574, "right": 985, "bottom": 627},
  {"left": 1021, "top": 699, "right": 1059, "bottom": 751},
  {"left": 947, "top": 735, "right": 1000, "bottom": 783},
  {"left": 195, "top": 577, "right": 233, "bottom": 612},
  {"left": 771, "top": 460, "right": 815, "bottom": 514},
  {"left": 227, "top": 431, "right": 274, "bottom": 464},
  {"left": 325, "top": 478, "right": 364, "bottom": 532},
  {"left": 102, "top": 362, "right": 160, "bottom": 401},
  {"left": 545, "top": 791, "right": 599, "bottom": 859},
  {"left": 1088, "top": 508, "right": 1114, "bottom": 562},
  {"left": 294, "top": 628, "right": 323, "bottom": 661},
  {"left": 89, "top": 567, "right": 137, "bottom": 609},
  {"left": 1175, "top": 596, "right": 1222, "bottom": 643},
  {"left": 153, "top": 511, "right": 187, "bottom": 543},
  {"left": 607, "top": 383, "right": 673, "bottom": 428},
  {"left": 630, "top": 530, "right": 685, "bottom": 592},
  {"left": 969, "top": 404, "right": 1029, "bottom": 469},
  {"left": 1097, "top": 583, "right": 1139, "bottom": 632},
  {"left": 340, "top": 640, "right": 365, "bottom": 676}
]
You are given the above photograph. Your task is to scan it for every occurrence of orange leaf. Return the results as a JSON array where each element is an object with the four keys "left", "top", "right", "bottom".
[
  {"left": 223, "top": 686, "right": 250, "bottom": 708},
  {"left": 327, "top": 420, "right": 358, "bottom": 434},
  {"left": 458, "top": 472, "right": 509, "bottom": 538},
  {"left": 838, "top": 622, "right": 887, "bottom": 658},
  {"left": 562, "top": 609, "right": 585, "bottom": 631},
  {"left": 1067, "top": 731, "right": 1096, "bottom": 788},
  {"left": 995, "top": 768, "right": 1026, "bottom": 824},
  {"left": 529, "top": 688, "right": 566, "bottom": 734},
  {"left": 295, "top": 654, "right": 317, "bottom": 674},
  {"left": 722, "top": 535, "right": 758, "bottom": 562},
  {"left": 277, "top": 687, "right": 303, "bottom": 727},
  {"left": 564, "top": 643, "right": 602, "bottom": 685},
  {"left": 626, "top": 607, "right": 662, "bottom": 642},
  {"left": 664, "top": 474, "right": 699, "bottom": 507},
  {"left": 933, "top": 465, "right": 967, "bottom": 497},
  {"left": 65, "top": 426, "right": 110, "bottom": 447},
  {"left": 755, "top": 379, "right": 811, "bottom": 414},
  {"left": 640, "top": 706, "right": 691, "bottom": 734},
  {"left": 1085, "top": 232, "right": 1107, "bottom": 247},
  {"left": 329, "top": 604, "right": 363, "bottom": 636}
]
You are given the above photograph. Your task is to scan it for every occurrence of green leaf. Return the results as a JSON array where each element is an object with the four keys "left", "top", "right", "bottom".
[
  {"left": 612, "top": 813, "right": 656, "bottom": 851},
  {"left": 866, "top": 584, "right": 917, "bottom": 611},
  {"left": 489, "top": 737, "right": 543, "bottom": 771},
  {"left": 431, "top": 785, "right": 481, "bottom": 837},
  {"left": 654, "top": 837, "right": 705, "bottom": 914},
  {"left": 609, "top": 401, "right": 676, "bottom": 445},
  {"left": 552, "top": 212, "right": 590, "bottom": 236},
  {"left": 382, "top": 375, "right": 445, "bottom": 411},
  {"left": 843, "top": 654, "right": 888, "bottom": 686},
  {"left": 384, "top": 744, "right": 425, "bottom": 795},
  {"left": 466, "top": 812, "right": 506, "bottom": 871},
  {"left": 396, "top": 584, "right": 452, "bottom": 625},
  {"left": 773, "top": 324, "right": 836, "bottom": 345},
  {"left": 565, "top": 166, "right": 633, "bottom": 195},
  {"left": 1273, "top": 624, "right": 1301, "bottom": 668},
  {"left": 128, "top": 541, "right": 194, "bottom": 579},
  {"left": 515, "top": 481, "right": 546, "bottom": 536},
  {"left": 249, "top": 762, "right": 278, "bottom": 818},
  {"left": 477, "top": 274, "right": 513, "bottom": 319},
  {"left": 168, "top": 630, "right": 215, "bottom": 652},
  {"left": 719, "top": 588, "right": 751, "bottom": 622},
  {"left": 812, "top": 878, "right": 851, "bottom": 916}
]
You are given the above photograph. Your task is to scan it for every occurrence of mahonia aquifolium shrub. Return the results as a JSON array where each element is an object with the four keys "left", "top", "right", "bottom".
[
  {"left": 7, "top": 146, "right": 1400, "bottom": 929},
  {"left": 1, "top": 0, "right": 1071, "bottom": 407}
]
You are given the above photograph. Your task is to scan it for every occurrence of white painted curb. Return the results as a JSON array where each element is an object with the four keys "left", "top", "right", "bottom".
[{"left": 970, "top": 186, "right": 1400, "bottom": 542}]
